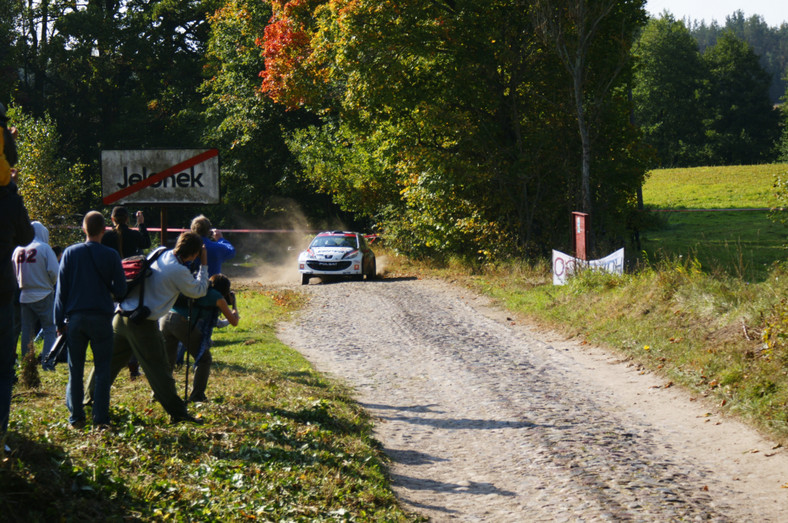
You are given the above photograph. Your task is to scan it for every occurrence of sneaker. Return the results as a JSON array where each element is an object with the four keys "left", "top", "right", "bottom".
[
  {"left": 172, "top": 414, "right": 204, "bottom": 425},
  {"left": 188, "top": 393, "right": 208, "bottom": 403},
  {"left": 93, "top": 423, "right": 113, "bottom": 432},
  {"left": 69, "top": 419, "right": 86, "bottom": 430}
]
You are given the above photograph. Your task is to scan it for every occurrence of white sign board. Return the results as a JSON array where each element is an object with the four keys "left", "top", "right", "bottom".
[
  {"left": 552, "top": 248, "right": 624, "bottom": 285},
  {"left": 101, "top": 149, "right": 220, "bottom": 205}
]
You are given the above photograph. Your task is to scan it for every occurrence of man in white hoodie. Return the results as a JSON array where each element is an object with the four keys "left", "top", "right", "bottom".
[{"left": 12, "top": 221, "right": 59, "bottom": 369}]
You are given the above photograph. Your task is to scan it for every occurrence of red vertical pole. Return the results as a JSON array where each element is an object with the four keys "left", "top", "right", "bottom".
[{"left": 573, "top": 212, "right": 589, "bottom": 261}]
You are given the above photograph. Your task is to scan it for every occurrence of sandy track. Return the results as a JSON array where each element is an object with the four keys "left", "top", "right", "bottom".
[{"left": 277, "top": 277, "right": 788, "bottom": 521}]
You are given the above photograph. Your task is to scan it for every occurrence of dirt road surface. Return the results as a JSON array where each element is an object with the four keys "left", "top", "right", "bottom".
[{"left": 276, "top": 277, "right": 788, "bottom": 521}]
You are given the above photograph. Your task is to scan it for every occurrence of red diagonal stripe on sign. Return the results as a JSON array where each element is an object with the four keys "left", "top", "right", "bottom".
[{"left": 103, "top": 149, "right": 219, "bottom": 205}]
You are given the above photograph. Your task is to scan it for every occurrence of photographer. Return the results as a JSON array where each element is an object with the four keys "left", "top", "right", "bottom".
[
  {"left": 102, "top": 206, "right": 150, "bottom": 258},
  {"left": 102, "top": 206, "right": 150, "bottom": 380},
  {"left": 160, "top": 274, "right": 239, "bottom": 403},
  {"left": 85, "top": 232, "right": 209, "bottom": 424},
  {"left": 190, "top": 215, "right": 234, "bottom": 276}
]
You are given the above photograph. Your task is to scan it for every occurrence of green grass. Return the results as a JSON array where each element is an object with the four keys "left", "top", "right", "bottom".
[
  {"left": 640, "top": 164, "right": 788, "bottom": 282},
  {"left": 641, "top": 210, "right": 785, "bottom": 281},
  {"left": 642, "top": 163, "right": 787, "bottom": 209},
  {"left": 2, "top": 289, "right": 420, "bottom": 522}
]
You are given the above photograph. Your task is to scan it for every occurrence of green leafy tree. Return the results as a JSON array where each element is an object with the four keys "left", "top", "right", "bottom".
[
  {"left": 0, "top": 0, "right": 20, "bottom": 102},
  {"left": 200, "top": 0, "right": 340, "bottom": 224},
  {"left": 532, "top": 0, "right": 648, "bottom": 216},
  {"left": 702, "top": 31, "right": 780, "bottom": 165},
  {"left": 689, "top": 11, "right": 788, "bottom": 106},
  {"left": 10, "top": 106, "right": 88, "bottom": 246},
  {"left": 632, "top": 15, "right": 707, "bottom": 167},
  {"left": 259, "top": 0, "right": 649, "bottom": 258}
]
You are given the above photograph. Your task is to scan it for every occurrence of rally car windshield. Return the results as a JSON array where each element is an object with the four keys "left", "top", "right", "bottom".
[{"left": 310, "top": 236, "right": 358, "bottom": 249}]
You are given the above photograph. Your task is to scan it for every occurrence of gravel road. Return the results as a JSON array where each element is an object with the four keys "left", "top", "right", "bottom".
[{"left": 276, "top": 277, "right": 788, "bottom": 521}]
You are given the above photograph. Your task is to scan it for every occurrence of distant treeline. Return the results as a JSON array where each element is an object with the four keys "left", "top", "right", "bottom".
[
  {"left": 687, "top": 10, "right": 788, "bottom": 104},
  {"left": 633, "top": 11, "right": 787, "bottom": 168}
]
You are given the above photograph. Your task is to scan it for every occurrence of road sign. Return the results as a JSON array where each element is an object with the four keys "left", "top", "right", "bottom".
[{"left": 101, "top": 149, "right": 220, "bottom": 205}]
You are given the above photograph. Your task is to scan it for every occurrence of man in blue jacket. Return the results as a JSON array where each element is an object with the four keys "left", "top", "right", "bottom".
[
  {"left": 55, "top": 211, "right": 126, "bottom": 429},
  {"left": 190, "top": 214, "right": 235, "bottom": 276}
]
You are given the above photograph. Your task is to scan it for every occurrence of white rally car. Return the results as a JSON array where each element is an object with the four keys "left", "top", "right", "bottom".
[{"left": 298, "top": 231, "right": 377, "bottom": 285}]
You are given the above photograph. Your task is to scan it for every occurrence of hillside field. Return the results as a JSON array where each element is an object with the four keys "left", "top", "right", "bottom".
[{"left": 640, "top": 163, "right": 788, "bottom": 281}]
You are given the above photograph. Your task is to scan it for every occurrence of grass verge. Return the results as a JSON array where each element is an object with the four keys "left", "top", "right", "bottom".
[{"left": 1, "top": 289, "right": 420, "bottom": 522}]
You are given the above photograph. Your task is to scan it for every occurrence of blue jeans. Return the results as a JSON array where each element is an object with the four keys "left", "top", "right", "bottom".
[
  {"left": 20, "top": 293, "right": 56, "bottom": 367},
  {"left": 66, "top": 312, "right": 114, "bottom": 426},
  {"left": 0, "top": 300, "right": 17, "bottom": 432}
]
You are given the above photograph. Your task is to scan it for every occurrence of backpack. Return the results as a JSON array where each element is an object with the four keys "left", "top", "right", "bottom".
[{"left": 122, "top": 246, "right": 166, "bottom": 323}]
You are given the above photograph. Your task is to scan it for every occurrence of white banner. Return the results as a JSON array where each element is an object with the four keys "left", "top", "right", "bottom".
[{"left": 552, "top": 248, "right": 624, "bottom": 285}]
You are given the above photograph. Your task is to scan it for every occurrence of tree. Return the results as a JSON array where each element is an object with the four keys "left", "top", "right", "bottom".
[
  {"left": 532, "top": 0, "right": 647, "bottom": 216},
  {"left": 201, "top": 0, "right": 337, "bottom": 223},
  {"left": 702, "top": 31, "right": 780, "bottom": 165},
  {"left": 632, "top": 15, "right": 707, "bottom": 167},
  {"left": 689, "top": 11, "right": 788, "bottom": 106},
  {"left": 258, "top": 0, "right": 649, "bottom": 258},
  {"left": 10, "top": 106, "right": 88, "bottom": 246},
  {"left": 0, "top": 0, "right": 20, "bottom": 103}
]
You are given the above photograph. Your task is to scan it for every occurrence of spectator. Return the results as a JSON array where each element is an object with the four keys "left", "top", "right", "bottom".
[
  {"left": 160, "top": 274, "right": 239, "bottom": 402},
  {"left": 13, "top": 222, "right": 59, "bottom": 369},
  {"left": 1, "top": 105, "right": 35, "bottom": 444},
  {"left": 55, "top": 211, "right": 126, "bottom": 429},
  {"left": 190, "top": 215, "right": 234, "bottom": 276},
  {"left": 87, "top": 232, "right": 209, "bottom": 424},
  {"left": 102, "top": 206, "right": 150, "bottom": 258},
  {"left": 102, "top": 206, "right": 150, "bottom": 380}
]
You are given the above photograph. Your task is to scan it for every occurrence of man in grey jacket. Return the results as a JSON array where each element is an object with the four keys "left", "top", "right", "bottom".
[{"left": 87, "top": 231, "right": 209, "bottom": 424}]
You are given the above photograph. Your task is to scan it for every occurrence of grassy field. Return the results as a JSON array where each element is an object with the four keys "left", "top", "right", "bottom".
[
  {"left": 641, "top": 164, "right": 784, "bottom": 209},
  {"left": 1, "top": 290, "right": 420, "bottom": 521},
  {"left": 640, "top": 163, "right": 788, "bottom": 282}
]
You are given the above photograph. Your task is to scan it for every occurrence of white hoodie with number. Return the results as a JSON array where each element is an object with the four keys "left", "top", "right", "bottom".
[{"left": 12, "top": 221, "right": 59, "bottom": 303}]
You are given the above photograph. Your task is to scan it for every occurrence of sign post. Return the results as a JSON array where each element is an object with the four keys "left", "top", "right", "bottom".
[
  {"left": 572, "top": 211, "right": 589, "bottom": 261},
  {"left": 101, "top": 149, "right": 220, "bottom": 245}
]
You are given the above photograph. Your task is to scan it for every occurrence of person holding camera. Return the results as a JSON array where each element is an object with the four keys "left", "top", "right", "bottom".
[
  {"left": 190, "top": 215, "right": 234, "bottom": 276},
  {"left": 160, "top": 274, "right": 239, "bottom": 402},
  {"left": 54, "top": 211, "right": 126, "bottom": 429},
  {"left": 87, "top": 232, "right": 209, "bottom": 424},
  {"left": 102, "top": 206, "right": 150, "bottom": 259}
]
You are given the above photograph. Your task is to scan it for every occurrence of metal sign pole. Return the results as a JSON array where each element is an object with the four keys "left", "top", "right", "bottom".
[{"left": 160, "top": 206, "right": 168, "bottom": 247}]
